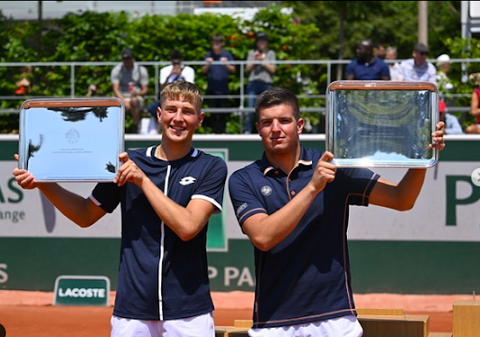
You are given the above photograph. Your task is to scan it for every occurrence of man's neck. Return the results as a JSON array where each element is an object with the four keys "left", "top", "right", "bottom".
[
  {"left": 265, "top": 145, "right": 302, "bottom": 175},
  {"left": 414, "top": 59, "right": 425, "bottom": 67},
  {"left": 155, "top": 137, "right": 192, "bottom": 161}
]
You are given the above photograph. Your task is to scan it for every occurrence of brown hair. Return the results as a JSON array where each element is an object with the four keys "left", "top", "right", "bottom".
[
  {"left": 211, "top": 34, "right": 225, "bottom": 44},
  {"left": 255, "top": 87, "right": 300, "bottom": 121}
]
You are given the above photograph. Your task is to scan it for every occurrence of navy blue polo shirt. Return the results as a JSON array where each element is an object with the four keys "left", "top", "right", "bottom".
[
  {"left": 345, "top": 57, "right": 390, "bottom": 80},
  {"left": 229, "top": 147, "right": 379, "bottom": 329},
  {"left": 89, "top": 146, "right": 227, "bottom": 321},
  {"left": 204, "top": 50, "right": 234, "bottom": 94}
]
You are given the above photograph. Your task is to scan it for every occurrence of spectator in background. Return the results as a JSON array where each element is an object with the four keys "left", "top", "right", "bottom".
[
  {"left": 147, "top": 50, "right": 195, "bottom": 128},
  {"left": 398, "top": 43, "right": 436, "bottom": 83},
  {"left": 15, "top": 65, "right": 33, "bottom": 95},
  {"left": 202, "top": 34, "right": 236, "bottom": 134},
  {"left": 434, "top": 53, "right": 457, "bottom": 135},
  {"left": 385, "top": 46, "right": 401, "bottom": 81},
  {"left": 245, "top": 32, "right": 276, "bottom": 134},
  {"left": 439, "top": 99, "right": 463, "bottom": 135},
  {"left": 466, "top": 73, "right": 480, "bottom": 134},
  {"left": 345, "top": 39, "right": 390, "bottom": 80},
  {"left": 374, "top": 43, "right": 386, "bottom": 60},
  {"left": 436, "top": 54, "right": 454, "bottom": 94},
  {"left": 111, "top": 48, "right": 149, "bottom": 134},
  {"left": 86, "top": 84, "right": 97, "bottom": 97},
  {"left": 160, "top": 49, "right": 195, "bottom": 87}
]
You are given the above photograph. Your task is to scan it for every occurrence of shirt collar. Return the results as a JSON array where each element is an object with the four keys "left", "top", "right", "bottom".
[{"left": 260, "top": 146, "right": 313, "bottom": 176}]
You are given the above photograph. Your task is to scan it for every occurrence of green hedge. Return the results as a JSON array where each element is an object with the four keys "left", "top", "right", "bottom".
[
  {"left": 0, "top": 6, "right": 325, "bottom": 133},
  {"left": 1, "top": 5, "right": 480, "bottom": 133}
]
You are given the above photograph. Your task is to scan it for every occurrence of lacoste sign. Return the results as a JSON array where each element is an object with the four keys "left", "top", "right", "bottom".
[{"left": 53, "top": 275, "right": 110, "bottom": 306}]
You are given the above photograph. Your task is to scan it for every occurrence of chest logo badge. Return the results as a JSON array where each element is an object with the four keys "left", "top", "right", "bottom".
[
  {"left": 261, "top": 185, "right": 272, "bottom": 196},
  {"left": 179, "top": 176, "right": 196, "bottom": 186}
]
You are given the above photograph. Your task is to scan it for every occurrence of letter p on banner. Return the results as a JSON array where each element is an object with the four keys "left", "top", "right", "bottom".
[{"left": 53, "top": 275, "right": 110, "bottom": 306}]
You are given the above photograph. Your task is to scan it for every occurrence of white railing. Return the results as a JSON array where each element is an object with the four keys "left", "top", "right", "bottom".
[{"left": 1, "top": 58, "right": 478, "bottom": 118}]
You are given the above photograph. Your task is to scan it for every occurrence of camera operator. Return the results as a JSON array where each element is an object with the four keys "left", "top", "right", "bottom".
[
  {"left": 147, "top": 50, "right": 196, "bottom": 126},
  {"left": 159, "top": 49, "right": 195, "bottom": 88}
]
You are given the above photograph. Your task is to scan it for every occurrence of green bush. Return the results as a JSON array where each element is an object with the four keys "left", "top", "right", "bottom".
[{"left": 0, "top": 6, "right": 324, "bottom": 134}]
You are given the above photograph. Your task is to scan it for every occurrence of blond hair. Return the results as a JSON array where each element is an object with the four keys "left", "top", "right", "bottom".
[{"left": 160, "top": 81, "right": 203, "bottom": 112}]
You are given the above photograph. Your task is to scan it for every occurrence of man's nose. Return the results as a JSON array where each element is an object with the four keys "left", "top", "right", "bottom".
[
  {"left": 271, "top": 119, "right": 281, "bottom": 131},
  {"left": 173, "top": 110, "right": 183, "bottom": 120}
]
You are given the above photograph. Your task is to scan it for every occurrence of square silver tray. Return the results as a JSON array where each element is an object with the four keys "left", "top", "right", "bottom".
[
  {"left": 326, "top": 81, "right": 439, "bottom": 168},
  {"left": 18, "top": 98, "right": 125, "bottom": 182}
]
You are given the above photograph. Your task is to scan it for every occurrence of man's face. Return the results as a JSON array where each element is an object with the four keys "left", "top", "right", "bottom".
[
  {"left": 122, "top": 57, "right": 134, "bottom": 69},
  {"left": 212, "top": 41, "right": 223, "bottom": 54},
  {"left": 386, "top": 50, "right": 397, "bottom": 61},
  {"left": 356, "top": 43, "right": 372, "bottom": 60},
  {"left": 413, "top": 50, "right": 428, "bottom": 65},
  {"left": 256, "top": 104, "right": 304, "bottom": 155},
  {"left": 256, "top": 39, "right": 268, "bottom": 52},
  {"left": 158, "top": 98, "right": 204, "bottom": 144}
]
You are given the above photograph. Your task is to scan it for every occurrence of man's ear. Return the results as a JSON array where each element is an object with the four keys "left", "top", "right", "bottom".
[
  {"left": 297, "top": 118, "right": 305, "bottom": 134},
  {"left": 157, "top": 107, "right": 162, "bottom": 123},
  {"left": 197, "top": 111, "right": 205, "bottom": 127}
]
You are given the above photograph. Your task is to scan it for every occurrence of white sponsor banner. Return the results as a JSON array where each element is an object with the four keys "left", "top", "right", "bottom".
[
  {"left": 1, "top": 161, "right": 480, "bottom": 241},
  {"left": 226, "top": 162, "right": 480, "bottom": 242},
  {"left": 0, "top": 161, "right": 121, "bottom": 238},
  {"left": 349, "top": 163, "right": 480, "bottom": 241}
]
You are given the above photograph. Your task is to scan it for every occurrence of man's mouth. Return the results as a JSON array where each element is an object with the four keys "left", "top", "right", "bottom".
[{"left": 170, "top": 125, "right": 186, "bottom": 132}]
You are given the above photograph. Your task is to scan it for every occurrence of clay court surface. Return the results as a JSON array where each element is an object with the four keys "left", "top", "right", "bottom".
[{"left": 0, "top": 290, "right": 464, "bottom": 336}]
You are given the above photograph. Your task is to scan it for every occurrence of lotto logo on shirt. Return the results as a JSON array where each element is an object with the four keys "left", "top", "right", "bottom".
[{"left": 179, "top": 176, "right": 196, "bottom": 186}]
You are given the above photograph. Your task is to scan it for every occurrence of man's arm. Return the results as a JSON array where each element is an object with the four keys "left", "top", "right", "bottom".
[
  {"left": 397, "top": 62, "right": 406, "bottom": 81},
  {"left": 114, "top": 152, "right": 224, "bottom": 241},
  {"left": 369, "top": 169, "right": 427, "bottom": 211},
  {"left": 224, "top": 54, "right": 236, "bottom": 73},
  {"left": 184, "top": 67, "right": 195, "bottom": 83},
  {"left": 246, "top": 50, "right": 255, "bottom": 72},
  {"left": 369, "top": 122, "right": 445, "bottom": 210},
  {"left": 137, "top": 83, "right": 149, "bottom": 97},
  {"left": 241, "top": 152, "right": 335, "bottom": 251},
  {"left": 137, "top": 66, "right": 149, "bottom": 96},
  {"left": 428, "top": 64, "right": 438, "bottom": 84},
  {"left": 202, "top": 56, "right": 213, "bottom": 74},
  {"left": 345, "top": 61, "right": 355, "bottom": 80},
  {"left": 111, "top": 82, "right": 131, "bottom": 110},
  {"left": 159, "top": 67, "right": 168, "bottom": 85},
  {"left": 380, "top": 63, "right": 391, "bottom": 80},
  {"left": 112, "top": 82, "right": 123, "bottom": 100},
  {"left": 263, "top": 50, "right": 276, "bottom": 74},
  {"left": 111, "top": 66, "right": 124, "bottom": 100},
  {"left": 13, "top": 160, "right": 106, "bottom": 228}
]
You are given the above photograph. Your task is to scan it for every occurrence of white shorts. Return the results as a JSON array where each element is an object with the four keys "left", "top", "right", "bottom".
[
  {"left": 111, "top": 312, "right": 214, "bottom": 337},
  {"left": 248, "top": 315, "right": 363, "bottom": 337}
]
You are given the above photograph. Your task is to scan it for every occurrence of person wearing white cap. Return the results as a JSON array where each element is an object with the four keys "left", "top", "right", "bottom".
[{"left": 436, "top": 54, "right": 454, "bottom": 93}]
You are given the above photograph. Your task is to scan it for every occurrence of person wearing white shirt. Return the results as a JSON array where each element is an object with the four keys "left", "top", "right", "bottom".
[
  {"left": 160, "top": 49, "right": 195, "bottom": 86},
  {"left": 398, "top": 43, "right": 436, "bottom": 84}
]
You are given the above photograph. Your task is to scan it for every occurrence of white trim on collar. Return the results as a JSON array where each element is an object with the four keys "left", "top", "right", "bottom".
[{"left": 146, "top": 146, "right": 155, "bottom": 157}]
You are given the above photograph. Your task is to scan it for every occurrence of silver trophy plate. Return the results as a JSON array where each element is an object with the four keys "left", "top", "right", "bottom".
[
  {"left": 18, "top": 98, "right": 125, "bottom": 182},
  {"left": 326, "top": 81, "right": 439, "bottom": 168}
]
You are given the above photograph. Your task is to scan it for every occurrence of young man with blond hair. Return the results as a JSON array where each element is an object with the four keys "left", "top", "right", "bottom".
[{"left": 14, "top": 82, "right": 227, "bottom": 337}]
